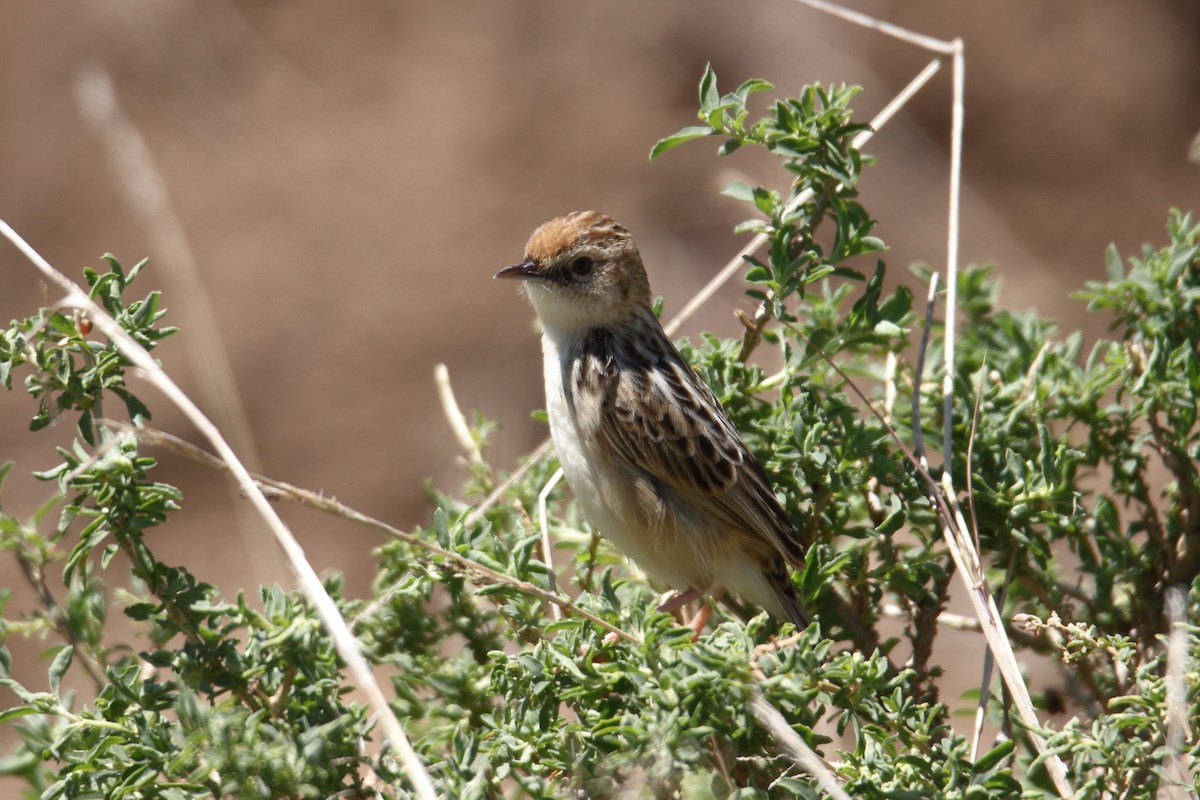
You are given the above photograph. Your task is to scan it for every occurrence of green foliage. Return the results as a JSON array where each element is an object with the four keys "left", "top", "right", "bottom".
[
  {"left": 0, "top": 257, "right": 370, "bottom": 799},
  {"left": 654, "top": 65, "right": 883, "bottom": 330},
  {"left": 1, "top": 66, "right": 1197, "bottom": 798}
]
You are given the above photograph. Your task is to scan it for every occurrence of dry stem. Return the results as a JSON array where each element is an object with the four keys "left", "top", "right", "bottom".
[{"left": 102, "top": 421, "right": 638, "bottom": 646}]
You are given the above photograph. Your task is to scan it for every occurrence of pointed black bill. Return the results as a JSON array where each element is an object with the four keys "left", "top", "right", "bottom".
[{"left": 494, "top": 258, "right": 539, "bottom": 280}]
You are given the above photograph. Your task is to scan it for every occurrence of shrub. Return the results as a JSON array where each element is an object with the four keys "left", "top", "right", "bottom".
[{"left": 1, "top": 66, "right": 1196, "bottom": 799}]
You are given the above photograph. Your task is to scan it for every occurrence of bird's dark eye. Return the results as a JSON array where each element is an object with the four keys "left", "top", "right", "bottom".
[{"left": 570, "top": 256, "right": 594, "bottom": 276}]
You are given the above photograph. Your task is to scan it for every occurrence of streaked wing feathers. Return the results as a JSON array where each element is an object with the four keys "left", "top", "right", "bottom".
[{"left": 581, "top": 322, "right": 807, "bottom": 569}]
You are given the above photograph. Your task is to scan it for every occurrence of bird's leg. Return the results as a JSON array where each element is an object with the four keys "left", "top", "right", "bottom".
[
  {"left": 685, "top": 604, "right": 713, "bottom": 638},
  {"left": 657, "top": 587, "right": 703, "bottom": 614},
  {"left": 656, "top": 586, "right": 727, "bottom": 639},
  {"left": 684, "top": 587, "right": 725, "bottom": 639}
]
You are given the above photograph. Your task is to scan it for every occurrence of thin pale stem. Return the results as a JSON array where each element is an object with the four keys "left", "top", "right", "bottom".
[
  {"left": 435, "top": 363, "right": 486, "bottom": 468},
  {"left": 1162, "top": 587, "right": 1196, "bottom": 797},
  {"left": 791, "top": 0, "right": 958, "bottom": 55},
  {"left": 881, "top": 603, "right": 981, "bottom": 632},
  {"left": 664, "top": 56, "right": 946, "bottom": 339},
  {"left": 102, "top": 421, "right": 638, "bottom": 646},
  {"left": 461, "top": 439, "right": 555, "bottom": 530},
  {"left": 14, "top": 552, "right": 108, "bottom": 689},
  {"left": 749, "top": 689, "right": 854, "bottom": 800},
  {"left": 538, "top": 467, "right": 566, "bottom": 621},
  {"left": 940, "top": 40, "right": 965, "bottom": 479},
  {"left": 74, "top": 66, "right": 283, "bottom": 595},
  {"left": 971, "top": 549, "right": 1016, "bottom": 761},
  {"left": 784, "top": 319, "right": 1074, "bottom": 800},
  {"left": 912, "top": 273, "right": 940, "bottom": 469}
]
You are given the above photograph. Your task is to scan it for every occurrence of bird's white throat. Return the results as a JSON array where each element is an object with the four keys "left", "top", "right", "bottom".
[{"left": 522, "top": 281, "right": 630, "bottom": 336}]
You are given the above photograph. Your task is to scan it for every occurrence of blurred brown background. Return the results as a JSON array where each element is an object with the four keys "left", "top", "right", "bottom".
[{"left": 1, "top": 0, "right": 1197, "bottom": 770}]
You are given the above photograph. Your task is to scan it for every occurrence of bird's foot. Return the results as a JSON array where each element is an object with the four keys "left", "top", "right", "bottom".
[
  {"left": 684, "top": 603, "right": 714, "bottom": 640},
  {"left": 657, "top": 587, "right": 725, "bottom": 640},
  {"left": 657, "top": 587, "right": 703, "bottom": 614}
]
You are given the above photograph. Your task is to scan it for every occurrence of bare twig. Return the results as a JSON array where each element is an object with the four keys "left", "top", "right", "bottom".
[
  {"left": 966, "top": 363, "right": 991, "bottom": 761},
  {"left": 912, "top": 272, "right": 940, "bottom": 468},
  {"left": 965, "top": 363, "right": 986, "bottom": 559},
  {"left": 792, "top": 0, "right": 958, "bottom": 54},
  {"left": 1, "top": 222, "right": 439, "bottom": 800},
  {"left": 73, "top": 68, "right": 260, "bottom": 470},
  {"left": 435, "top": 363, "right": 486, "bottom": 468},
  {"left": 538, "top": 467, "right": 566, "bottom": 621},
  {"left": 864, "top": 351, "right": 900, "bottom": 525},
  {"left": 72, "top": 66, "right": 282, "bottom": 592},
  {"left": 881, "top": 602, "right": 980, "bottom": 632},
  {"left": 941, "top": 39, "right": 965, "bottom": 479},
  {"left": 785, "top": 319, "right": 1074, "bottom": 799},
  {"left": 100, "top": 421, "right": 638, "bottom": 646},
  {"left": 1160, "top": 587, "right": 1197, "bottom": 800},
  {"left": 663, "top": 56, "right": 946, "bottom": 339},
  {"left": 970, "top": 549, "right": 1015, "bottom": 761},
  {"left": 13, "top": 552, "right": 107, "bottom": 689},
  {"left": 749, "top": 689, "right": 853, "bottom": 800},
  {"left": 461, "top": 439, "right": 555, "bottom": 530},
  {"left": 924, "top": 40, "right": 1078, "bottom": 797},
  {"left": 883, "top": 350, "right": 898, "bottom": 421},
  {"left": 1017, "top": 343, "right": 1049, "bottom": 404}
]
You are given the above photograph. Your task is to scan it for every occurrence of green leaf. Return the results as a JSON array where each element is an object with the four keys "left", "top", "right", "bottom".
[
  {"left": 875, "top": 508, "right": 906, "bottom": 536},
  {"left": 973, "top": 738, "right": 1016, "bottom": 773},
  {"left": 745, "top": 266, "right": 770, "bottom": 283},
  {"left": 803, "top": 264, "right": 836, "bottom": 283},
  {"left": 112, "top": 387, "right": 152, "bottom": 423},
  {"left": 48, "top": 646, "right": 72, "bottom": 699},
  {"left": 0, "top": 461, "right": 11, "bottom": 509},
  {"left": 127, "top": 256, "right": 149, "bottom": 283},
  {"left": 1105, "top": 243, "right": 1124, "bottom": 281},
  {"left": 717, "top": 138, "right": 744, "bottom": 156},
  {"left": 547, "top": 647, "right": 587, "bottom": 680},
  {"left": 733, "top": 77, "right": 774, "bottom": 103},
  {"left": 78, "top": 408, "right": 95, "bottom": 447},
  {"left": 32, "top": 461, "right": 68, "bottom": 481},
  {"left": 874, "top": 320, "right": 904, "bottom": 338},
  {"left": 721, "top": 182, "right": 755, "bottom": 203},
  {"left": 65, "top": 518, "right": 110, "bottom": 581},
  {"left": 752, "top": 186, "right": 776, "bottom": 215},
  {"left": 125, "top": 602, "right": 160, "bottom": 621},
  {"left": 46, "top": 312, "right": 77, "bottom": 337},
  {"left": 31, "top": 492, "right": 63, "bottom": 526},
  {"left": 649, "top": 126, "right": 713, "bottom": 160},
  {"left": 699, "top": 63, "right": 719, "bottom": 113},
  {"left": 0, "top": 705, "right": 41, "bottom": 725},
  {"left": 859, "top": 235, "right": 887, "bottom": 252},
  {"left": 101, "top": 252, "right": 125, "bottom": 279}
]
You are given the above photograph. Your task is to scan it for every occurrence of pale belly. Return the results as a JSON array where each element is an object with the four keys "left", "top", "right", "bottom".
[
  {"left": 535, "top": 326, "right": 793, "bottom": 623},
  {"left": 541, "top": 329, "right": 711, "bottom": 595}
]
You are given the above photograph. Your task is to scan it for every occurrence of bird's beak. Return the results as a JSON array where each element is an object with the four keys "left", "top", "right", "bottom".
[{"left": 494, "top": 258, "right": 539, "bottom": 280}]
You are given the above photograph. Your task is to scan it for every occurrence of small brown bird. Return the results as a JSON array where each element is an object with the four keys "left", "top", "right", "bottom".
[{"left": 496, "top": 211, "right": 809, "bottom": 631}]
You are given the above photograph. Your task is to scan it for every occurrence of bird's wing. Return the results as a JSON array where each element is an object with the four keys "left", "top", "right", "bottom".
[{"left": 582, "top": 326, "right": 807, "bottom": 568}]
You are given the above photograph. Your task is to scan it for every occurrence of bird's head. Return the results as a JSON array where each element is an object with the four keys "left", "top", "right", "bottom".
[{"left": 495, "top": 211, "right": 652, "bottom": 333}]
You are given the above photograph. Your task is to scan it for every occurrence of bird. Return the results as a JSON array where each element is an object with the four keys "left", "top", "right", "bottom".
[{"left": 496, "top": 211, "right": 810, "bottom": 632}]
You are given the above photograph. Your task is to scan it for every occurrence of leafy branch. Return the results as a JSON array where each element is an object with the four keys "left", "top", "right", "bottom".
[{"left": 0, "top": 63, "right": 1197, "bottom": 799}]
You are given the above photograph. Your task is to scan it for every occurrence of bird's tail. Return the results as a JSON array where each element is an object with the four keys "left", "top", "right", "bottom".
[{"left": 768, "top": 558, "right": 810, "bottom": 629}]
